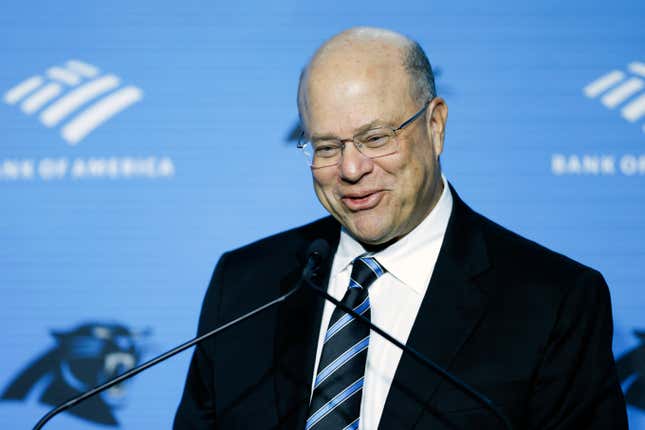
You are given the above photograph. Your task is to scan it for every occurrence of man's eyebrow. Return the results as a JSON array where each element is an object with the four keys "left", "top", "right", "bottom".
[
  {"left": 309, "top": 119, "right": 390, "bottom": 141},
  {"left": 309, "top": 133, "right": 340, "bottom": 141},
  {"left": 355, "top": 119, "right": 389, "bottom": 134}
]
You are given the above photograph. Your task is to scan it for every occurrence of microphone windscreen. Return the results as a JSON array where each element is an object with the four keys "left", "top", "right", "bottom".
[{"left": 307, "top": 238, "right": 330, "bottom": 263}]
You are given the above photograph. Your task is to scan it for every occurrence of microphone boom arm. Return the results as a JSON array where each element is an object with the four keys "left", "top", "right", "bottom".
[
  {"left": 32, "top": 285, "right": 303, "bottom": 430},
  {"left": 305, "top": 280, "right": 514, "bottom": 430},
  {"left": 32, "top": 239, "right": 330, "bottom": 430}
]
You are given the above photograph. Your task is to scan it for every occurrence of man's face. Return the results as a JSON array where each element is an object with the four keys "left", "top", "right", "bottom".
[{"left": 300, "top": 53, "right": 447, "bottom": 245}]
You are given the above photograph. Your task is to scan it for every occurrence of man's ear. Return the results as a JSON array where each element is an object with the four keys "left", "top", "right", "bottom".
[{"left": 426, "top": 97, "right": 448, "bottom": 157}]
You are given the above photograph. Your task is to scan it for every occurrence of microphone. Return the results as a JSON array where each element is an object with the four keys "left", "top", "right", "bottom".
[
  {"left": 303, "top": 242, "right": 514, "bottom": 430},
  {"left": 32, "top": 239, "right": 329, "bottom": 430},
  {"left": 301, "top": 238, "right": 330, "bottom": 282}
]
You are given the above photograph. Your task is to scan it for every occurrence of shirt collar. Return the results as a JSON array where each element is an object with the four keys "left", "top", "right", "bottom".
[{"left": 333, "top": 175, "right": 453, "bottom": 293}]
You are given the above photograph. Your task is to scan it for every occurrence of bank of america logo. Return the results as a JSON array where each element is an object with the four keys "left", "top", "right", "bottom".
[
  {"left": 583, "top": 61, "right": 645, "bottom": 132},
  {"left": 3, "top": 60, "right": 143, "bottom": 145}
]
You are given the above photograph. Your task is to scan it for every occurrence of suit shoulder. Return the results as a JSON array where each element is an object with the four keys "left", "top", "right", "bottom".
[
  {"left": 465, "top": 208, "right": 612, "bottom": 317},
  {"left": 472, "top": 209, "right": 601, "bottom": 284}
]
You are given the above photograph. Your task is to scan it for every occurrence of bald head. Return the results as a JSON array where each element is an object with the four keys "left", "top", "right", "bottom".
[
  {"left": 311, "top": 27, "right": 411, "bottom": 64},
  {"left": 298, "top": 27, "right": 448, "bottom": 245},
  {"left": 298, "top": 27, "right": 436, "bottom": 125}
]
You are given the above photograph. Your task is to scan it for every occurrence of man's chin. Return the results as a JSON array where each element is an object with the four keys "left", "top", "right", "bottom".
[{"left": 343, "top": 218, "right": 395, "bottom": 247}]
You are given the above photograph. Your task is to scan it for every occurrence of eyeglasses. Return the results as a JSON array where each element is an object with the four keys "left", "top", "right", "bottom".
[{"left": 297, "top": 99, "right": 431, "bottom": 169}]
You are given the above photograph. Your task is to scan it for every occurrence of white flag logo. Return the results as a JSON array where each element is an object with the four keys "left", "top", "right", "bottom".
[
  {"left": 3, "top": 60, "right": 143, "bottom": 145},
  {"left": 583, "top": 61, "right": 645, "bottom": 131}
]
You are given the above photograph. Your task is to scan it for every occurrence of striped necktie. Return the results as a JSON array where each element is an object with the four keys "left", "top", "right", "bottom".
[{"left": 306, "top": 256, "right": 386, "bottom": 430}]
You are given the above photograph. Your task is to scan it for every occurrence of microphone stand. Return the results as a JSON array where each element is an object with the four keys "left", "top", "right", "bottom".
[
  {"left": 304, "top": 279, "right": 514, "bottom": 430},
  {"left": 32, "top": 287, "right": 302, "bottom": 430},
  {"left": 33, "top": 238, "right": 513, "bottom": 430},
  {"left": 32, "top": 239, "right": 330, "bottom": 430}
]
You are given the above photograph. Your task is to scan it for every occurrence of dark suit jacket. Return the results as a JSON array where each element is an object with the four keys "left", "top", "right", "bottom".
[{"left": 174, "top": 189, "right": 627, "bottom": 429}]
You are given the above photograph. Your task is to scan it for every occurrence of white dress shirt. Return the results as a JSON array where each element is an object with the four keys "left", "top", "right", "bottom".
[{"left": 311, "top": 175, "right": 453, "bottom": 429}]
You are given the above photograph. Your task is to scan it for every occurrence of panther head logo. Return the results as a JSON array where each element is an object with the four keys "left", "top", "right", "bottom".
[
  {"left": 1, "top": 322, "right": 150, "bottom": 426},
  {"left": 616, "top": 330, "right": 645, "bottom": 410}
]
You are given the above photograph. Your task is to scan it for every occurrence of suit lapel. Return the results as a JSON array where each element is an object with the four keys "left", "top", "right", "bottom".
[
  {"left": 274, "top": 218, "right": 341, "bottom": 430},
  {"left": 379, "top": 187, "right": 491, "bottom": 429}
]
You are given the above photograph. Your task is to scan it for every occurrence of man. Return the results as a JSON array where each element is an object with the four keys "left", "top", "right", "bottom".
[{"left": 174, "top": 27, "right": 627, "bottom": 429}]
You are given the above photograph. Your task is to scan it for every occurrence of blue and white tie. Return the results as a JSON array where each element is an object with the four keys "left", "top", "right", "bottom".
[{"left": 306, "top": 256, "right": 386, "bottom": 430}]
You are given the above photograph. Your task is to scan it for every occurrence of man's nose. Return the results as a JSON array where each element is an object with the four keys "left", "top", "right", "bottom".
[{"left": 338, "top": 142, "right": 373, "bottom": 182}]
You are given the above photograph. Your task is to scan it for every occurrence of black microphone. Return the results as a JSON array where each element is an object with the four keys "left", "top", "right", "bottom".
[
  {"left": 32, "top": 239, "right": 330, "bottom": 430},
  {"left": 303, "top": 241, "right": 514, "bottom": 430}
]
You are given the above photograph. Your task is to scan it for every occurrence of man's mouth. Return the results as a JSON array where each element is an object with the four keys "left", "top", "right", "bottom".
[{"left": 341, "top": 191, "right": 384, "bottom": 211}]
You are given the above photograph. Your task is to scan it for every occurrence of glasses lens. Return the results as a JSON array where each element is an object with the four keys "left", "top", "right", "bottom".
[
  {"left": 310, "top": 140, "right": 342, "bottom": 168},
  {"left": 297, "top": 134, "right": 315, "bottom": 166},
  {"left": 356, "top": 128, "right": 398, "bottom": 158}
]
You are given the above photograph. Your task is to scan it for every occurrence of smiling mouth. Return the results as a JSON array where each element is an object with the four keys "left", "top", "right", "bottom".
[{"left": 341, "top": 191, "right": 384, "bottom": 211}]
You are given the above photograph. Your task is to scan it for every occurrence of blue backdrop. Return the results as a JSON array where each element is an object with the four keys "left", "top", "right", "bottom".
[{"left": 1, "top": 1, "right": 644, "bottom": 428}]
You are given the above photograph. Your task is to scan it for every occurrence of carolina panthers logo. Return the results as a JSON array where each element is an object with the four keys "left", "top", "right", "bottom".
[
  {"left": 1, "top": 322, "right": 150, "bottom": 426},
  {"left": 616, "top": 330, "right": 645, "bottom": 410}
]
